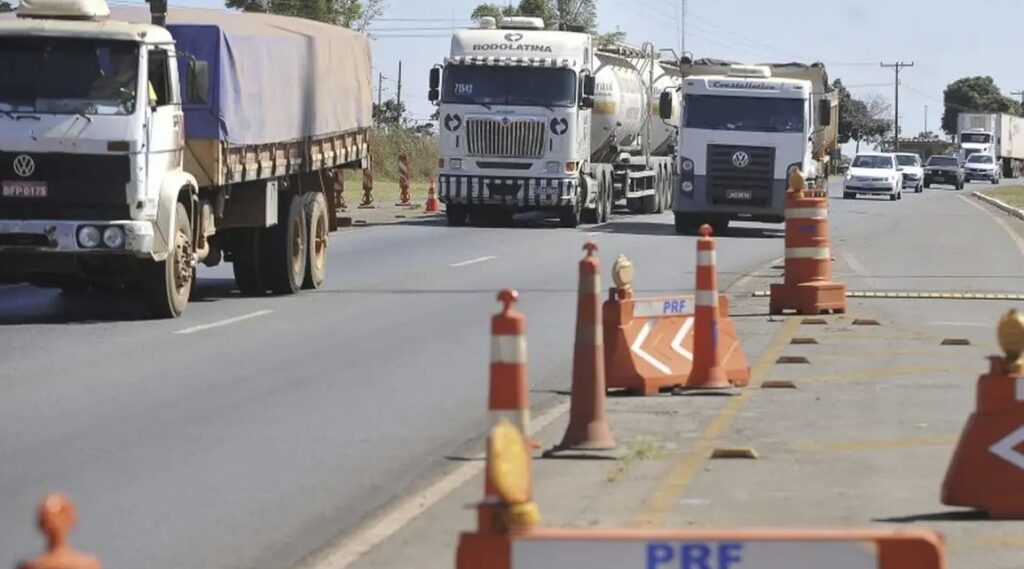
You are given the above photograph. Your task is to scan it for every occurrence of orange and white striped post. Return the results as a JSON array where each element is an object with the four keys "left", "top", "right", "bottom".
[
  {"left": 684, "top": 224, "right": 731, "bottom": 390},
  {"left": 555, "top": 242, "right": 616, "bottom": 451},
  {"left": 17, "top": 493, "right": 102, "bottom": 569},
  {"left": 359, "top": 165, "right": 375, "bottom": 209},
  {"left": 396, "top": 153, "right": 412, "bottom": 206}
]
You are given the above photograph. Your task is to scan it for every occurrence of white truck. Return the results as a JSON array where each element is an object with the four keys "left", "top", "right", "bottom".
[
  {"left": 660, "top": 60, "right": 838, "bottom": 234},
  {"left": 0, "top": 0, "right": 371, "bottom": 317},
  {"left": 429, "top": 17, "right": 681, "bottom": 227},
  {"left": 956, "top": 112, "right": 1024, "bottom": 178}
]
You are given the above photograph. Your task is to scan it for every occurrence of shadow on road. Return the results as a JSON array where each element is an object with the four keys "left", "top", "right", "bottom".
[{"left": 874, "top": 510, "right": 990, "bottom": 523}]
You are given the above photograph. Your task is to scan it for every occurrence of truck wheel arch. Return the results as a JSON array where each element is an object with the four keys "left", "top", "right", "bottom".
[{"left": 153, "top": 172, "right": 199, "bottom": 261}]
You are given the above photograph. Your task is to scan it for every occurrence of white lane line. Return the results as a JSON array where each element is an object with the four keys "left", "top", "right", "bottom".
[
  {"left": 299, "top": 400, "right": 571, "bottom": 569},
  {"left": 173, "top": 310, "right": 273, "bottom": 335},
  {"left": 960, "top": 194, "right": 1024, "bottom": 258},
  {"left": 449, "top": 255, "right": 496, "bottom": 268},
  {"left": 925, "top": 321, "right": 990, "bottom": 328},
  {"left": 841, "top": 252, "right": 868, "bottom": 276}
]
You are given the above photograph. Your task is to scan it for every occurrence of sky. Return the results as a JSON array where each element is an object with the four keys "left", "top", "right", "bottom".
[{"left": 107, "top": 0, "right": 1024, "bottom": 145}]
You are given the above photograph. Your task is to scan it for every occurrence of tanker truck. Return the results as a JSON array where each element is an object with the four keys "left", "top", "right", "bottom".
[
  {"left": 659, "top": 59, "right": 838, "bottom": 234},
  {"left": 429, "top": 17, "right": 680, "bottom": 227},
  {"left": 0, "top": 0, "right": 371, "bottom": 317}
]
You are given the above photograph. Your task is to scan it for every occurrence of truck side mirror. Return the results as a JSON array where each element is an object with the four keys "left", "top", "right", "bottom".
[
  {"left": 188, "top": 59, "right": 209, "bottom": 105},
  {"left": 582, "top": 75, "right": 595, "bottom": 97},
  {"left": 659, "top": 91, "right": 673, "bottom": 120},
  {"left": 818, "top": 99, "right": 832, "bottom": 126},
  {"left": 428, "top": 68, "right": 441, "bottom": 103},
  {"left": 580, "top": 96, "right": 594, "bottom": 109}
]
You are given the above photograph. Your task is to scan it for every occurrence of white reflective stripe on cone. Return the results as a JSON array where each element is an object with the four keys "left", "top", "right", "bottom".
[
  {"left": 491, "top": 335, "right": 528, "bottom": 364},
  {"left": 695, "top": 290, "right": 718, "bottom": 307},
  {"left": 575, "top": 323, "right": 602, "bottom": 346},
  {"left": 785, "top": 207, "right": 828, "bottom": 219},
  {"left": 697, "top": 250, "right": 717, "bottom": 267},
  {"left": 1017, "top": 377, "right": 1024, "bottom": 402},
  {"left": 785, "top": 247, "right": 830, "bottom": 260},
  {"left": 489, "top": 409, "right": 530, "bottom": 433},
  {"left": 579, "top": 271, "right": 601, "bottom": 294}
]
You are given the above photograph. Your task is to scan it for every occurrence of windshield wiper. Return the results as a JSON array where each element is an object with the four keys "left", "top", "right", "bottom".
[
  {"left": 74, "top": 112, "right": 93, "bottom": 124},
  {"left": 14, "top": 114, "right": 41, "bottom": 121}
]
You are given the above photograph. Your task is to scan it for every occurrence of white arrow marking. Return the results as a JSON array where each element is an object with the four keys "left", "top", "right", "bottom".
[
  {"left": 990, "top": 426, "right": 1024, "bottom": 470},
  {"left": 671, "top": 317, "right": 694, "bottom": 361},
  {"left": 631, "top": 320, "right": 672, "bottom": 375}
]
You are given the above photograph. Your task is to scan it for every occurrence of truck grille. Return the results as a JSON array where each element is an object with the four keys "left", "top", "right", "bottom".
[
  {"left": 466, "top": 118, "right": 545, "bottom": 158},
  {"left": 0, "top": 152, "right": 131, "bottom": 220},
  {"left": 706, "top": 144, "right": 776, "bottom": 207}
]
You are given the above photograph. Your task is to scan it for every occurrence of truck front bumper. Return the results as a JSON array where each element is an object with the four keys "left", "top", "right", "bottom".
[
  {"left": 438, "top": 174, "right": 579, "bottom": 208},
  {"left": 673, "top": 175, "right": 787, "bottom": 223},
  {"left": 0, "top": 219, "right": 156, "bottom": 256}
]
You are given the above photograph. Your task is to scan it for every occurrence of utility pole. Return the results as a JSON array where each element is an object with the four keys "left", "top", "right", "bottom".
[
  {"left": 680, "top": 0, "right": 687, "bottom": 55},
  {"left": 881, "top": 61, "right": 914, "bottom": 152},
  {"left": 377, "top": 72, "right": 384, "bottom": 107},
  {"left": 924, "top": 104, "right": 928, "bottom": 136},
  {"left": 397, "top": 61, "right": 403, "bottom": 110},
  {"left": 1012, "top": 90, "right": 1024, "bottom": 107}
]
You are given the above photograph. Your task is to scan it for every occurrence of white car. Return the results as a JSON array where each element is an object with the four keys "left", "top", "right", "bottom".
[
  {"left": 894, "top": 152, "right": 924, "bottom": 193},
  {"left": 964, "top": 153, "right": 1001, "bottom": 184},
  {"left": 843, "top": 152, "right": 903, "bottom": 201}
]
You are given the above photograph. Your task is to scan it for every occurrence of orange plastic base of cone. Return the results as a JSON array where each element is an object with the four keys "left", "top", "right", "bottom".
[
  {"left": 719, "top": 315, "right": 751, "bottom": 387},
  {"left": 943, "top": 411, "right": 1024, "bottom": 518},
  {"left": 456, "top": 532, "right": 511, "bottom": 569},
  {"left": 769, "top": 281, "right": 847, "bottom": 315},
  {"left": 425, "top": 198, "right": 440, "bottom": 213}
]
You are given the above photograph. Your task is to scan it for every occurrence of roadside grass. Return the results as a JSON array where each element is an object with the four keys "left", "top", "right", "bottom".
[
  {"left": 606, "top": 438, "right": 664, "bottom": 483},
  {"left": 982, "top": 185, "right": 1024, "bottom": 209},
  {"left": 339, "top": 175, "right": 434, "bottom": 205}
]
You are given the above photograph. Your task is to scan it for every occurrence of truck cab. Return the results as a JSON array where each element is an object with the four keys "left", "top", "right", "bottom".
[
  {"left": 958, "top": 129, "right": 994, "bottom": 161},
  {"left": 669, "top": 63, "right": 834, "bottom": 234},
  {"left": 0, "top": 0, "right": 198, "bottom": 313}
]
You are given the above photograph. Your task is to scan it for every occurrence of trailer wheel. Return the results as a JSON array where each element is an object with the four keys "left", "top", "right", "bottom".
[
  {"left": 303, "top": 192, "right": 329, "bottom": 290},
  {"left": 446, "top": 205, "right": 468, "bottom": 226},
  {"left": 262, "top": 193, "right": 307, "bottom": 295},
  {"left": 559, "top": 195, "right": 583, "bottom": 228},
  {"left": 599, "top": 174, "right": 613, "bottom": 223},
  {"left": 581, "top": 176, "right": 599, "bottom": 225},
  {"left": 143, "top": 202, "right": 192, "bottom": 318},
  {"left": 231, "top": 229, "right": 266, "bottom": 296}
]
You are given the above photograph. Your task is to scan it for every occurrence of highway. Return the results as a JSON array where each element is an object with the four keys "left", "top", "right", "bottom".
[{"left": 1, "top": 182, "right": 1022, "bottom": 568}]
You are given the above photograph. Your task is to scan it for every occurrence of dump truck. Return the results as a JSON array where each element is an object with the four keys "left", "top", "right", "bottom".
[
  {"left": 660, "top": 59, "right": 838, "bottom": 234},
  {"left": 956, "top": 112, "right": 1024, "bottom": 178},
  {"left": 0, "top": 0, "right": 371, "bottom": 317},
  {"left": 429, "top": 17, "right": 682, "bottom": 227}
]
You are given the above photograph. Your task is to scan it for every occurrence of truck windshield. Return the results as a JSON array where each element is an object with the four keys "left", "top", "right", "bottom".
[
  {"left": 684, "top": 94, "right": 804, "bottom": 133},
  {"left": 960, "top": 132, "right": 991, "bottom": 143},
  {"left": 0, "top": 37, "right": 140, "bottom": 116},
  {"left": 442, "top": 66, "right": 576, "bottom": 108}
]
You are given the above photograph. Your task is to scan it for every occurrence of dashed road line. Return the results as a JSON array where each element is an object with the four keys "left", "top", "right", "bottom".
[
  {"left": 792, "top": 436, "right": 957, "bottom": 454},
  {"left": 449, "top": 255, "right": 497, "bottom": 268},
  {"left": 173, "top": 310, "right": 273, "bottom": 335}
]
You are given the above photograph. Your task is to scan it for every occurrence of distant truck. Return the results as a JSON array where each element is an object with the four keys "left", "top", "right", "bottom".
[
  {"left": 430, "top": 17, "right": 680, "bottom": 227},
  {"left": 660, "top": 60, "right": 838, "bottom": 234},
  {"left": 0, "top": 0, "right": 371, "bottom": 317},
  {"left": 956, "top": 112, "right": 1024, "bottom": 178}
]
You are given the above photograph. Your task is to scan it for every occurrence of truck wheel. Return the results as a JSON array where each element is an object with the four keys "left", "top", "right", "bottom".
[
  {"left": 303, "top": 192, "right": 329, "bottom": 290},
  {"left": 600, "top": 176, "right": 613, "bottom": 223},
  {"left": 144, "top": 202, "right": 193, "bottom": 318},
  {"left": 640, "top": 193, "right": 657, "bottom": 214},
  {"left": 446, "top": 205, "right": 468, "bottom": 226},
  {"left": 263, "top": 193, "right": 308, "bottom": 295},
  {"left": 581, "top": 178, "right": 599, "bottom": 225},
  {"left": 559, "top": 199, "right": 583, "bottom": 228},
  {"left": 232, "top": 229, "right": 266, "bottom": 296}
]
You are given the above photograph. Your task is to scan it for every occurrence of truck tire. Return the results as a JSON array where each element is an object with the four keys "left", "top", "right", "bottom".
[
  {"left": 559, "top": 199, "right": 583, "bottom": 228},
  {"left": 640, "top": 193, "right": 657, "bottom": 214},
  {"left": 143, "top": 202, "right": 193, "bottom": 318},
  {"left": 232, "top": 229, "right": 266, "bottom": 296},
  {"left": 262, "top": 193, "right": 307, "bottom": 295},
  {"left": 599, "top": 175, "right": 612, "bottom": 223},
  {"left": 581, "top": 177, "right": 599, "bottom": 224},
  {"left": 446, "top": 205, "right": 468, "bottom": 226},
  {"left": 303, "top": 192, "right": 329, "bottom": 290}
]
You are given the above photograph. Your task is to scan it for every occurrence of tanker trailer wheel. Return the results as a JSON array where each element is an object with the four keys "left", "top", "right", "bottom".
[
  {"left": 599, "top": 174, "right": 613, "bottom": 223},
  {"left": 581, "top": 177, "right": 599, "bottom": 224},
  {"left": 654, "top": 169, "right": 666, "bottom": 214},
  {"left": 143, "top": 202, "right": 193, "bottom": 318},
  {"left": 303, "top": 192, "right": 329, "bottom": 290},
  {"left": 232, "top": 229, "right": 266, "bottom": 296},
  {"left": 559, "top": 189, "right": 584, "bottom": 228},
  {"left": 262, "top": 193, "right": 308, "bottom": 295}
]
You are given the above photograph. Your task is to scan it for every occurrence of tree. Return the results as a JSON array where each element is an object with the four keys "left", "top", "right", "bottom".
[
  {"left": 595, "top": 28, "right": 626, "bottom": 47},
  {"left": 0, "top": 1, "right": 15, "bottom": 12},
  {"left": 373, "top": 98, "right": 406, "bottom": 127},
  {"left": 557, "top": 0, "right": 596, "bottom": 31},
  {"left": 226, "top": 0, "right": 385, "bottom": 30},
  {"left": 941, "top": 76, "right": 1021, "bottom": 135},
  {"left": 471, "top": 2, "right": 519, "bottom": 21},
  {"left": 833, "top": 79, "right": 893, "bottom": 151},
  {"left": 917, "top": 131, "right": 939, "bottom": 140}
]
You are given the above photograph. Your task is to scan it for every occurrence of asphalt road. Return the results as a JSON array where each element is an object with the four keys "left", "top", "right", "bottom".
[{"left": 1, "top": 180, "right": 1020, "bottom": 568}]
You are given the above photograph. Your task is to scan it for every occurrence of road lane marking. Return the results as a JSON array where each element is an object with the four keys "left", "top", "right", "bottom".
[
  {"left": 798, "top": 365, "right": 979, "bottom": 384},
  {"left": 631, "top": 316, "right": 803, "bottom": 528},
  {"left": 298, "top": 399, "right": 570, "bottom": 569},
  {"left": 960, "top": 194, "right": 1024, "bottom": 258},
  {"left": 173, "top": 310, "right": 273, "bottom": 335},
  {"left": 792, "top": 436, "right": 958, "bottom": 454},
  {"left": 925, "top": 321, "right": 990, "bottom": 327},
  {"left": 449, "top": 255, "right": 497, "bottom": 267}
]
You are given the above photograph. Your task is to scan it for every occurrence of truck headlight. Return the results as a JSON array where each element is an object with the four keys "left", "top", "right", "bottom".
[
  {"left": 681, "top": 159, "right": 694, "bottom": 172},
  {"left": 546, "top": 161, "right": 562, "bottom": 174},
  {"left": 449, "top": 158, "right": 463, "bottom": 170},
  {"left": 77, "top": 226, "right": 101, "bottom": 249},
  {"left": 682, "top": 181, "right": 694, "bottom": 192},
  {"left": 103, "top": 226, "right": 125, "bottom": 249}
]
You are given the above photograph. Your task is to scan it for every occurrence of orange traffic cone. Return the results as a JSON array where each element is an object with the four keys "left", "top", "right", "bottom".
[
  {"left": 942, "top": 309, "right": 1024, "bottom": 518},
  {"left": 554, "top": 242, "right": 616, "bottom": 451},
  {"left": 684, "top": 225, "right": 731, "bottom": 391},
  {"left": 489, "top": 289, "right": 539, "bottom": 449},
  {"left": 18, "top": 493, "right": 102, "bottom": 569},
  {"left": 425, "top": 180, "right": 440, "bottom": 213}
]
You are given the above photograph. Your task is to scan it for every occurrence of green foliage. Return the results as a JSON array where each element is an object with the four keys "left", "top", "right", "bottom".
[
  {"left": 368, "top": 128, "right": 438, "bottom": 183},
  {"left": 557, "top": 0, "right": 595, "bottom": 31},
  {"left": 373, "top": 98, "right": 406, "bottom": 127},
  {"left": 595, "top": 28, "right": 626, "bottom": 47},
  {"left": 917, "top": 131, "right": 939, "bottom": 140},
  {"left": 225, "top": 0, "right": 385, "bottom": 30},
  {"left": 942, "top": 76, "right": 1022, "bottom": 135},
  {"left": 833, "top": 79, "right": 892, "bottom": 147},
  {"left": 0, "top": 1, "right": 15, "bottom": 12},
  {"left": 471, "top": 0, "right": 596, "bottom": 30}
]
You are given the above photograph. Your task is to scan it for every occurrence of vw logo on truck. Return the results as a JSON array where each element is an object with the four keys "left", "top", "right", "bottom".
[
  {"left": 732, "top": 151, "right": 750, "bottom": 168},
  {"left": 13, "top": 154, "right": 35, "bottom": 178}
]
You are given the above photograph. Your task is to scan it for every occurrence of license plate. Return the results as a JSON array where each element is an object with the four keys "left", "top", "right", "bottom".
[
  {"left": 2, "top": 181, "right": 47, "bottom": 198},
  {"left": 726, "top": 189, "right": 752, "bottom": 200}
]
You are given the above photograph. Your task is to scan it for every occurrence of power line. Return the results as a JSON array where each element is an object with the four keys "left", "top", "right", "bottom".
[{"left": 881, "top": 61, "right": 914, "bottom": 151}]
